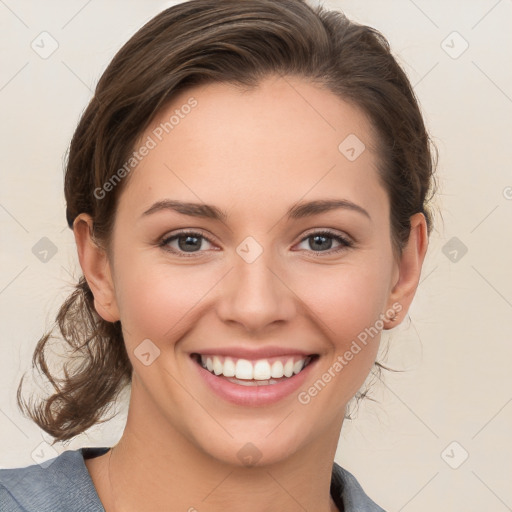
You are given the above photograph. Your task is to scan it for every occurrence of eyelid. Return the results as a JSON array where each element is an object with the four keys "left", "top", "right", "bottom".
[
  {"left": 161, "top": 228, "right": 216, "bottom": 243},
  {"left": 298, "top": 227, "right": 353, "bottom": 245}
]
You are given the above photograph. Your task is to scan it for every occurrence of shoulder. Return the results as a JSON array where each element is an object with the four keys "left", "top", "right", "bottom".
[
  {"left": 331, "top": 462, "right": 387, "bottom": 512},
  {"left": 0, "top": 448, "right": 107, "bottom": 512}
]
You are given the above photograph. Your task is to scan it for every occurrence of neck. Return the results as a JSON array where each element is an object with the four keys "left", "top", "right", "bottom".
[{"left": 96, "top": 380, "right": 343, "bottom": 512}]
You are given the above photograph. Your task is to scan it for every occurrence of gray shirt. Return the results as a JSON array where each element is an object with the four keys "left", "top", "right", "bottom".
[{"left": 0, "top": 447, "right": 386, "bottom": 511}]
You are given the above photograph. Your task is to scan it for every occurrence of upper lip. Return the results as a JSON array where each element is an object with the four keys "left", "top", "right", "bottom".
[{"left": 190, "top": 346, "right": 317, "bottom": 360}]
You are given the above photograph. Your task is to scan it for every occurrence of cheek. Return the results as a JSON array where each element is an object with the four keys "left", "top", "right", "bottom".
[
  {"left": 292, "top": 263, "right": 390, "bottom": 417},
  {"left": 114, "top": 260, "right": 220, "bottom": 344},
  {"left": 294, "top": 258, "right": 392, "bottom": 347}
]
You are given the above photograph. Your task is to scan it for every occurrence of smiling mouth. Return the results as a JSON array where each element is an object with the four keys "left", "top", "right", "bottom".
[{"left": 191, "top": 353, "right": 319, "bottom": 386}]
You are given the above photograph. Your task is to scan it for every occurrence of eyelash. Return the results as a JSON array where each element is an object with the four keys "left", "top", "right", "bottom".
[{"left": 159, "top": 229, "right": 354, "bottom": 258}]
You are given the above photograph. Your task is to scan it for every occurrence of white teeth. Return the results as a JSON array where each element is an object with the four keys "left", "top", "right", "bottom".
[
  {"left": 271, "top": 360, "right": 284, "bottom": 378},
  {"left": 198, "top": 354, "right": 311, "bottom": 381},
  {"left": 226, "top": 377, "right": 281, "bottom": 386},
  {"left": 283, "top": 359, "right": 294, "bottom": 377},
  {"left": 235, "top": 359, "right": 253, "bottom": 380},
  {"left": 253, "top": 360, "right": 271, "bottom": 380},
  {"left": 293, "top": 360, "right": 305, "bottom": 374},
  {"left": 223, "top": 357, "right": 236, "bottom": 377},
  {"left": 213, "top": 356, "right": 223, "bottom": 375}
]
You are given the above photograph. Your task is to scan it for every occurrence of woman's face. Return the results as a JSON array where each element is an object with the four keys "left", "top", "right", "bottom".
[{"left": 95, "top": 75, "right": 418, "bottom": 466}]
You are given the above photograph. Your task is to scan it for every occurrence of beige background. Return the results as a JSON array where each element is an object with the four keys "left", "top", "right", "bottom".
[{"left": 1, "top": 1, "right": 511, "bottom": 510}]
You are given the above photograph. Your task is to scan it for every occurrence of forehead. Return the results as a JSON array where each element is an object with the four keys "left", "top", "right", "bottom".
[{"left": 117, "top": 75, "right": 388, "bottom": 224}]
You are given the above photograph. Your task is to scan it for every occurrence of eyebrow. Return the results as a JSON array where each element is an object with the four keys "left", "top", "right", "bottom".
[{"left": 141, "top": 198, "right": 371, "bottom": 221}]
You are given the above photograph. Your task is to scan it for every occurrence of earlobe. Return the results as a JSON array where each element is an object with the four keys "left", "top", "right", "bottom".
[
  {"left": 73, "top": 214, "right": 120, "bottom": 323},
  {"left": 383, "top": 212, "right": 428, "bottom": 329}
]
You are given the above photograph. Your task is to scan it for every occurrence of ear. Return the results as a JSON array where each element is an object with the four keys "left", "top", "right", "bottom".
[
  {"left": 384, "top": 212, "right": 429, "bottom": 329},
  {"left": 73, "top": 213, "right": 120, "bottom": 323}
]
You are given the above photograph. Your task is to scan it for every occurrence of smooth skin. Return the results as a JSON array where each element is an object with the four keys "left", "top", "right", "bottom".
[{"left": 74, "top": 75, "right": 428, "bottom": 512}]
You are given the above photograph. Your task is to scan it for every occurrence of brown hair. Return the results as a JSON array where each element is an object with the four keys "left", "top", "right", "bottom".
[{"left": 17, "top": 0, "right": 437, "bottom": 443}]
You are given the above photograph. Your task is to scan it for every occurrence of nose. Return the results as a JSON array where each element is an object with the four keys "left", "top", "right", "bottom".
[{"left": 216, "top": 247, "right": 297, "bottom": 333}]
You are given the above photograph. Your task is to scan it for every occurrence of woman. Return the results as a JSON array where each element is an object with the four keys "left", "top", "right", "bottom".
[{"left": 0, "top": 0, "right": 435, "bottom": 510}]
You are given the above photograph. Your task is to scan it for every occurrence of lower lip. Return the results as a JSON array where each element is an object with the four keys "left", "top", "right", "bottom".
[{"left": 192, "top": 357, "right": 317, "bottom": 407}]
